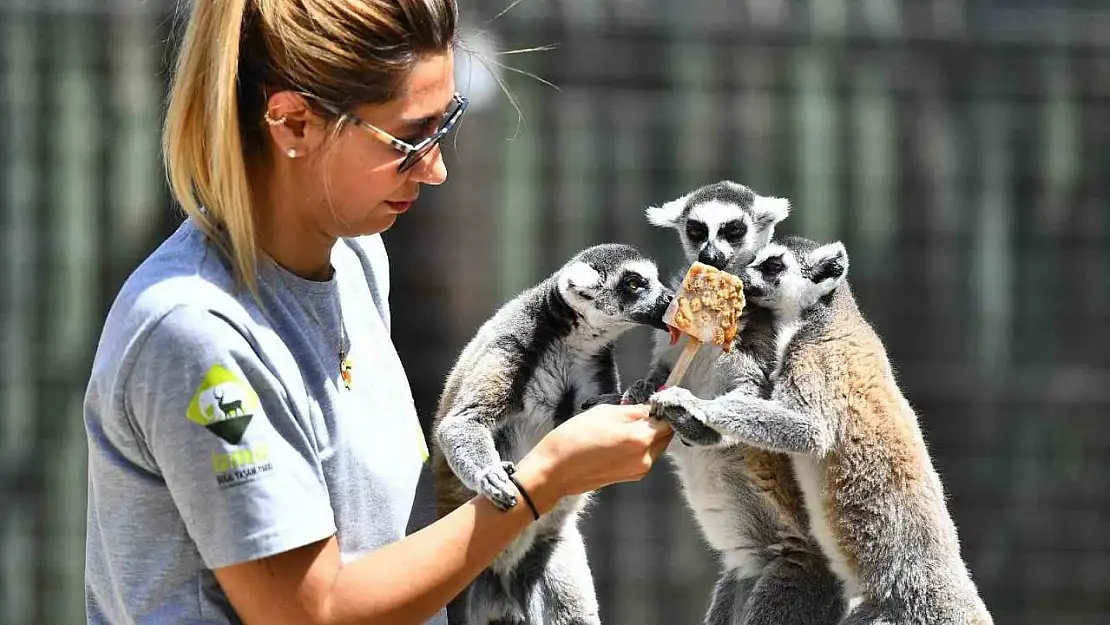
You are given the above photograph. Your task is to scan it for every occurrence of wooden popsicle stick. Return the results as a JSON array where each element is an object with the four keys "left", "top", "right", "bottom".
[{"left": 662, "top": 335, "right": 702, "bottom": 389}]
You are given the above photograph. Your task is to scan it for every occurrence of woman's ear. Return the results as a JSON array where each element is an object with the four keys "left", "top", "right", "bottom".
[{"left": 263, "top": 91, "right": 329, "bottom": 159}]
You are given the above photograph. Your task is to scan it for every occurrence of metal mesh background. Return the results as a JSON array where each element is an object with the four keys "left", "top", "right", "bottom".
[{"left": 2, "top": 1, "right": 1108, "bottom": 624}]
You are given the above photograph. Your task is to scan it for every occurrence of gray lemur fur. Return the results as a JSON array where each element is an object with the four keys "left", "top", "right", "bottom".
[
  {"left": 660, "top": 305, "right": 846, "bottom": 625},
  {"left": 585, "top": 181, "right": 846, "bottom": 625},
  {"left": 650, "top": 235, "right": 994, "bottom": 625},
  {"left": 431, "top": 243, "right": 674, "bottom": 625}
]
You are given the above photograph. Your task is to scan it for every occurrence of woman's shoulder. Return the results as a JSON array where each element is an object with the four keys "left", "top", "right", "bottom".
[{"left": 92, "top": 220, "right": 265, "bottom": 377}]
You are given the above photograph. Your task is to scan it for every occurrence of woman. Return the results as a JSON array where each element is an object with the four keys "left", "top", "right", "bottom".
[{"left": 81, "top": 1, "right": 673, "bottom": 624}]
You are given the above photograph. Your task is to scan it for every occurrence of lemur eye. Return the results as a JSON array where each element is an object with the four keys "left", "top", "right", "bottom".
[
  {"left": 719, "top": 221, "right": 746, "bottom": 240},
  {"left": 685, "top": 222, "right": 708, "bottom": 242},
  {"left": 622, "top": 273, "right": 646, "bottom": 291},
  {"left": 758, "top": 256, "right": 786, "bottom": 274}
]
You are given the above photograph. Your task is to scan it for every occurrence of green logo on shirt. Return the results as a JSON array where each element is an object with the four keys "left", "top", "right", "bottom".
[{"left": 186, "top": 364, "right": 261, "bottom": 445}]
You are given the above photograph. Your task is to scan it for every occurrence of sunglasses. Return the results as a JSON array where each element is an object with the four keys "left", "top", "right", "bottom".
[{"left": 316, "top": 92, "right": 469, "bottom": 173}]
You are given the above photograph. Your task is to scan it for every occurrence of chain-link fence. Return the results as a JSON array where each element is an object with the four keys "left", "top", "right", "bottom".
[{"left": 2, "top": 1, "right": 1108, "bottom": 624}]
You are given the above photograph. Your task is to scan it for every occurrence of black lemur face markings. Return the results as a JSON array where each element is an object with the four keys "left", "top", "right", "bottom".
[
  {"left": 645, "top": 180, "right": 791, "bottom": 274},
  {"left": 684, "top": 214, "right": 753, "bottom": 270},
  {"left": 717, "top": 219, "right": 747, "bottom": 242},
  {"left": 686, "top": 221, "right": 708, "bottom": 243},
  {"left": 618, "top": 270, "right": 647, "bottom": 295},
  {"left": 557, "top": 244, "right": 675, "bottom": 333},
  {"left": 742, "top": 253, "right": 786, "bottom": 299},
  {"left": 627, "top": 293, "right": 673, "bottom": 331},
  {"left": 739, "top": 236, "right": 850, "bottom": 314}
]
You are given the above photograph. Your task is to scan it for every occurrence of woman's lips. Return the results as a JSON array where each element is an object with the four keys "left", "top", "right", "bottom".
[{"left": 385, "top": 200, "right": 413, "bottom": 213}]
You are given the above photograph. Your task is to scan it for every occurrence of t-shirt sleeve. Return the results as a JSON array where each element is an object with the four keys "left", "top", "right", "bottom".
[{"left": 124, "top": 305, "right": 337, "bottom": 570}]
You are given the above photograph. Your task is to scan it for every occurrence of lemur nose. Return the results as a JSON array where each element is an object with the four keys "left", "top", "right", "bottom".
[{"left": 697, "top": 249, "right": 728, "bottom": 270}]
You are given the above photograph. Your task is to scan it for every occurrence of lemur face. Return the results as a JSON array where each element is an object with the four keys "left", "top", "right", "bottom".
[
  {"left": 557, "top": 244, "right": 675, "bottom": 331},
  {"left": 645, "top": 180, "right": 791, "bottom": 273},
  {"left": 740, "top": 236, "right": 850, "bottom": 318}
]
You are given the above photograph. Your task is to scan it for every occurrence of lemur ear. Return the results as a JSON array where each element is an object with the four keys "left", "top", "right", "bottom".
[
  {"left": 752, "top": 242, "right": 788, "bottom": 267},
  {"left": 645, "top": 195, "right": 686, "bottom": 228},
  {"left": 807, "top": 241, "right": 849, "bottom": 297},
  {"left": 560, "top": 262, "right": 602, "bottom": 297},
  {"left": 753, "top": 196, "right": 791, "bottom": 226}
]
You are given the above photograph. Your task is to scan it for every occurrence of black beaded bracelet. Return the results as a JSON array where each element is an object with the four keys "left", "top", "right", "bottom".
[{"left": 503, "top": 463, "right": 541, "bottom": 521}]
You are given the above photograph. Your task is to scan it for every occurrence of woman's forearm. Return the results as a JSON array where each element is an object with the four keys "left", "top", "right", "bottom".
[
  {"left": 322, "top": 451, "right": 561, "bottom": 625},
  {"left": 216, "top": 404, "right": 669, "bottom": 625},
  {"left": 216, "top": 451, "right": 562, "bottom": 625}
]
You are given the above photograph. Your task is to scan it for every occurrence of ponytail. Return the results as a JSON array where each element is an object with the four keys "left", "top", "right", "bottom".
[{"left": 162, "top": 0, "right": 261, "bottom": 297}]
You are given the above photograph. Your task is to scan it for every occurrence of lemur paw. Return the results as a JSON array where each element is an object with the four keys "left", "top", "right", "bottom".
[
  {"left": 476, "top": 461, "right": 518, "bottom": 511},
  {"left": 580, "top": 378, "right": 660, "bottom": 411},
  {"left": 649, "top": 385, "right": 698, "bottom": 408},
  {"left": 621, "top": 378, "right": 657, "bottom": 405},
  {"left": 648, "top": 387, "right": 722, "bottom": 446},
  {"left": 578, "top": 393, "right": 624, "bottom": 412}
]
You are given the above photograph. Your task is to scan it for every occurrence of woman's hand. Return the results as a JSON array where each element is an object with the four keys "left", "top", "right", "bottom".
[
  {"left": 512, "top": 403, "right": 674, "bottom": 515},
  {"left": 214, "top": 402, "right": 672, "bottom": 625}
]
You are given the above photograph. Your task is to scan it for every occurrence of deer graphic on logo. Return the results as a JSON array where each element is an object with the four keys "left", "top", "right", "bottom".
[
  {"left": 188, "top": 366, "right": 261, "bottom": 445},
  {"left": 213, "top": 389, "right": 246, "bottom": 418},
  {"left": 194, "top": 382, "right": 255, "bottom": 445}
]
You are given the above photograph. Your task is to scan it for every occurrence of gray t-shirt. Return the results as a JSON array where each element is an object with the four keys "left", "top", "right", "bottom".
[{"left": 83, "top": 218, "right": 446, "bottom": 624}]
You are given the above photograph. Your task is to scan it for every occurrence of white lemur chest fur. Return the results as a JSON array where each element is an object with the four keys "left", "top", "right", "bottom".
[
  {"left": 651, "top": 332, "right": 791, "bottom": 577},
  {"left": 790, "top": 455, "right": 859, "bottom": 594},
  {"left": 491, "top": 335, "right": 613, "bottom": 574},
  {"left": 761, "top": 317, "right": 862, "bottom": 592},
  {"left": 501, "top": 335, "right": 614, "bottom": 460}
]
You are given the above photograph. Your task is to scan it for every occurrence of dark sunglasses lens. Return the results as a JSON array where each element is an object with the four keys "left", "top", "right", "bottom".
[
  {"left": 398, "top": 140, "right": 440, "bottom": 172},
  {"left": 397, "top": 97, "right": 467, "bottom": 172}
]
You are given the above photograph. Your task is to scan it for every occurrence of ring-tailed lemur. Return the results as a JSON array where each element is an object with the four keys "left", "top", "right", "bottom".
[
  {"left": 649, "top": 236, "right": 994, "bottom": 625},
  {"left": 584, "top": 180, "right": 792, "bottom": 404},
  {"left": 431, "top": 243, "right": 674, "bottom": 625},
  {"left": 583, "top": 181, "right": 845, "bottom": 625},
  {"left": 662, "top": 302, "right": 846, "bottom": 625}
]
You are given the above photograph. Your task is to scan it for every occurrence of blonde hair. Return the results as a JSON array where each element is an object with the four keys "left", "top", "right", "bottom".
[{"left": 161, "top": 0, "right": 457, "bottom": 296}]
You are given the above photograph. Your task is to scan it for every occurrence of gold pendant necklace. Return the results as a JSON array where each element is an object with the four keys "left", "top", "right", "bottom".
[
  {"left": 331, "top": 310, "right": 353, "bottom": 391},
  {"left": 339, "top": 351, "right": 353, "bottom": 391}
]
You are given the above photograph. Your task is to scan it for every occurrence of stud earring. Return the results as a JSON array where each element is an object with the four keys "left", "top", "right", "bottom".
[
  {"left": 286, "top": 148, "right": 297, "bottom": 159},
  {"left": 264, "top": 110, "right": 287, "bottom": 126}
]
